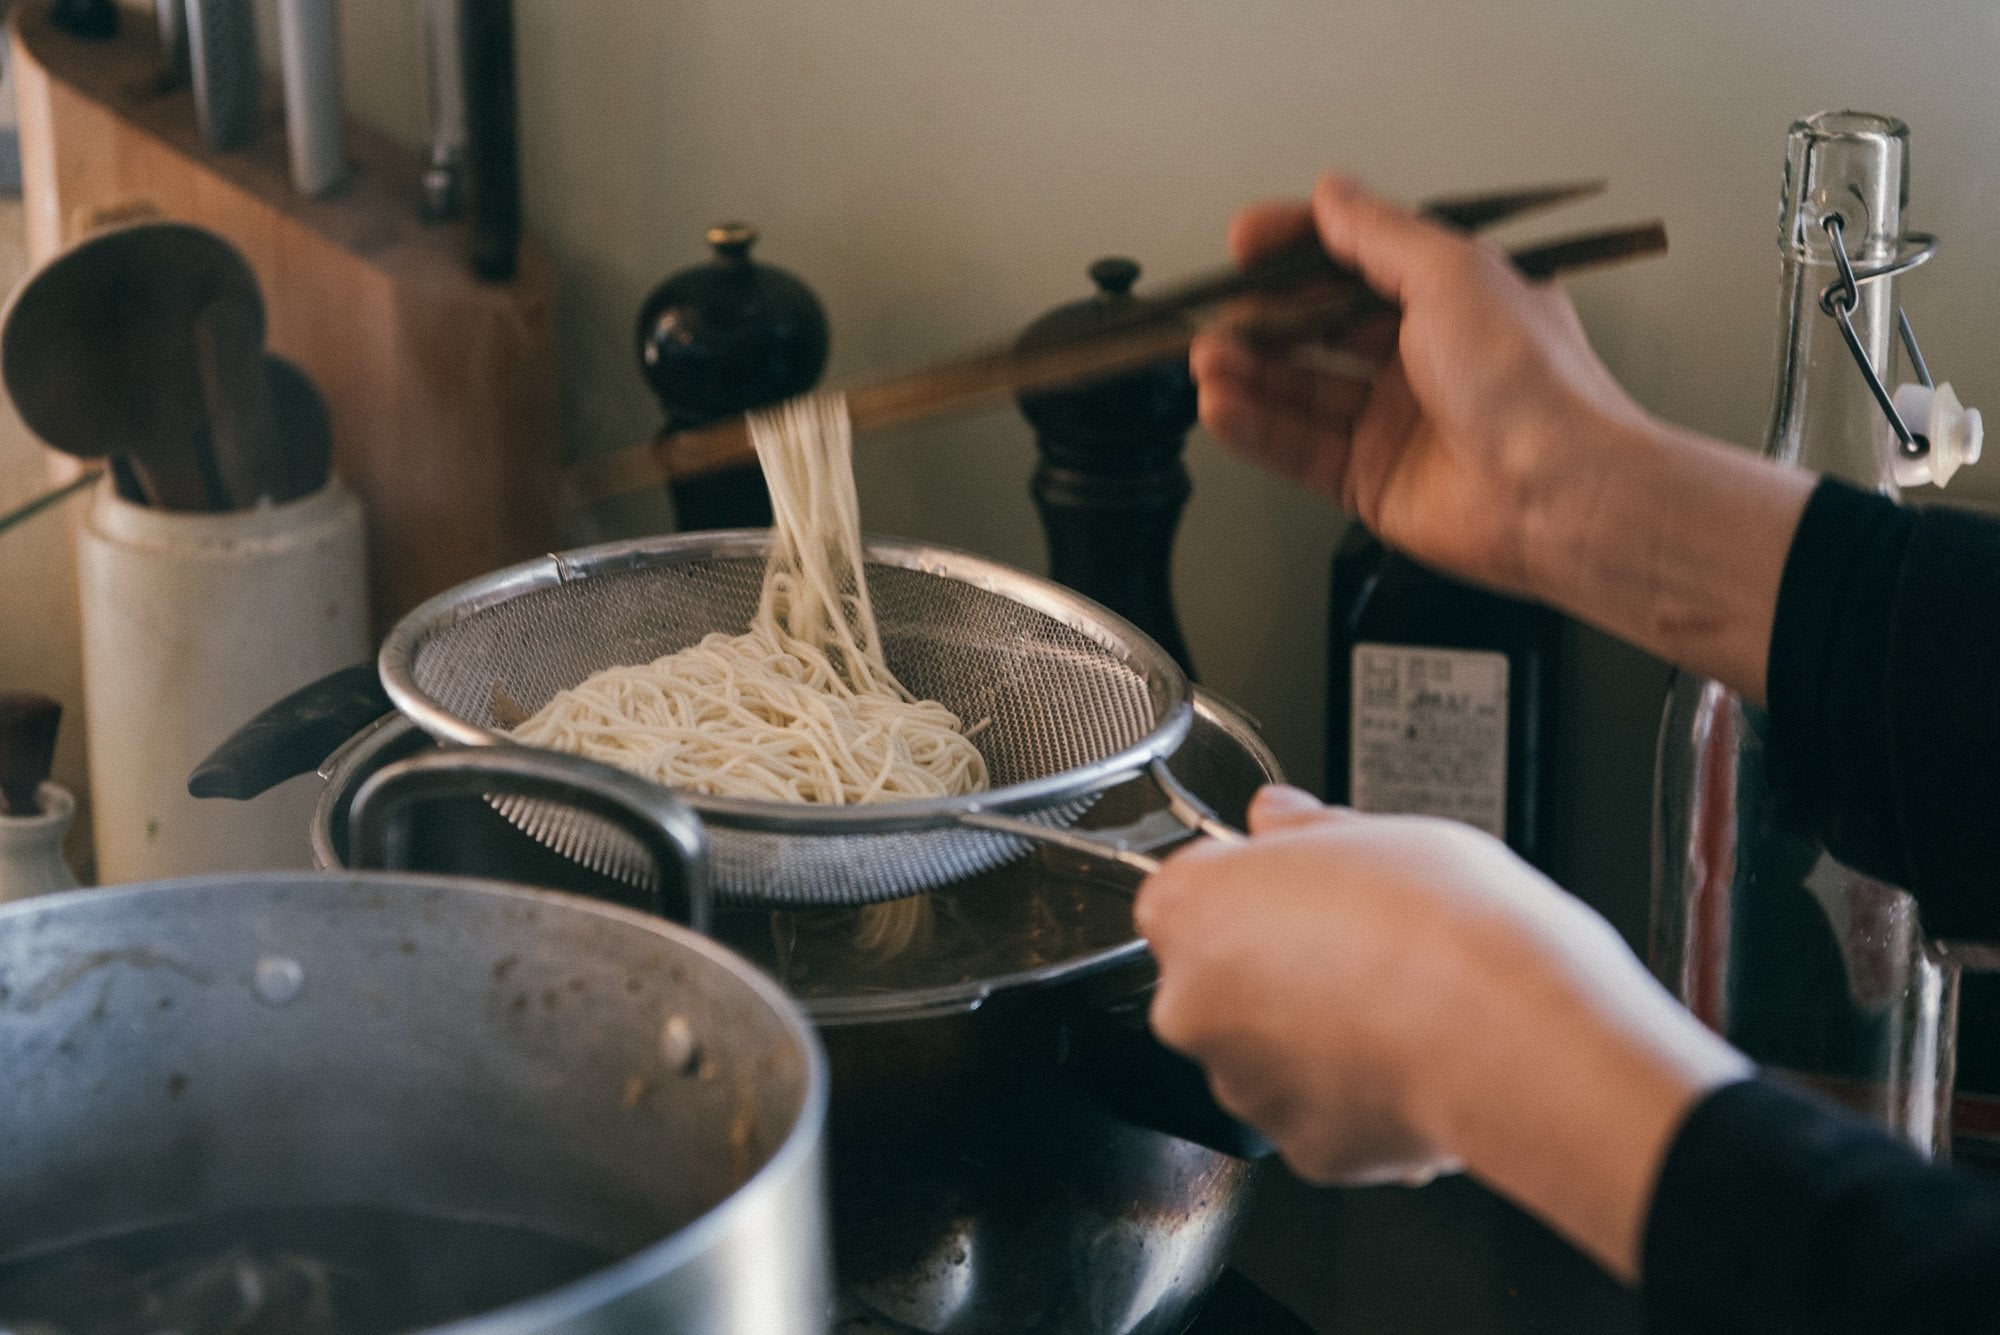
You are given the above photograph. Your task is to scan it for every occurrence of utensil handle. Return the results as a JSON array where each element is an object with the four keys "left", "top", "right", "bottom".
[
  {"left": 0, "top": 693, "right": 63, "bottom": 817},
  {"left": 0, "top": 468, "right": 103, "bottom": 538},
  {"left": 187, "top": 662, "right": 390, "bottom": 800},
  {"left": 185, "top": 0, "right": 259, "bottom": 152},
  {"left": 348, "top": 746, "right": 713, "bottom": 932},
  {"left": 193, "top": 296, "right": 276, "bottom": 506},
  {"left": 419, "top": 0, "right": 467, "bottom": 220},
  {"left": 956, "top": 757, "right": 1244, "bottom": 876}
]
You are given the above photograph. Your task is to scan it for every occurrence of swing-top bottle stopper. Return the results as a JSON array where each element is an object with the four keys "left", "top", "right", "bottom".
[{"left": 1882, "top": 380, "right": 1983, "bottom": 489}]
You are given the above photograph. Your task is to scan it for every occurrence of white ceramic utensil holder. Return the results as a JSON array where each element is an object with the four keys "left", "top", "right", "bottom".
[{"left": 78, "top": 477, "right": 369, "bottom": 882}]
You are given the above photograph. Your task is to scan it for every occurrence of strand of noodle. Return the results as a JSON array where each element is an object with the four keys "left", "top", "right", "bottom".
[
  {"left": 511, "top": 392, "right": 988, "bottom": 809},
  {"left": 855, "top": 894, "right": 933, "bottom": 958}
]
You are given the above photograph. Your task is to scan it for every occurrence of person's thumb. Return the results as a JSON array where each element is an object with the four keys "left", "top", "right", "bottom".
[
  {"left": 1247, "top": 783, "right": 1337, "bottom": 834},
  {"left": 1311, "top": 173, "right": 1454, "bottom": 312}
]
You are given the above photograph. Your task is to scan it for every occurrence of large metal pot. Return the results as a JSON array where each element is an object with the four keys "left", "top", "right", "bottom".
[
  {"left": 0, "top": 752, "right": 831, "bottom": 1334},
  {"left": 305, "top": 693, "right": 1280, "bottom": 1334}
]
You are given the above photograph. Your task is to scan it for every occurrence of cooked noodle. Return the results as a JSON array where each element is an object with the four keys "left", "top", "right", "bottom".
[{"left": 511, "top": 392, "right": 990, "bottom": 808}]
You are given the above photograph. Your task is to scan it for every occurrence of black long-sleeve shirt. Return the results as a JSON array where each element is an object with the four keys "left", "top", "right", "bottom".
[{"left": 1641, "top": 479, "right": 2000, "bottom": 1332}]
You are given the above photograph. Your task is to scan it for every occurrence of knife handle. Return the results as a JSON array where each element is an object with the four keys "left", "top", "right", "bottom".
[
  {"left": 461, "top": 0, "right": 520, "bottom": 281},
  {"left": 275, "top": 0, "right": 345, "bottom": 196},
  {"left": 185, "top": 0, "right": 259, "bottom": 152},
  {"left": 155, "top": 0, "right": 190, "bottom": 85}
]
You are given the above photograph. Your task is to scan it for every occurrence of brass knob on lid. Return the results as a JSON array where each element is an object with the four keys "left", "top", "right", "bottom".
[{"left": 706, "top": 222, "right": 759, "bottom": 263}]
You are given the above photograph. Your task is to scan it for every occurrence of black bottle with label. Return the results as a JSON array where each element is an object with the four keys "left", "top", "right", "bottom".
[{"left": 1325, "top": 524, "right": 1562, "bottom": 871}]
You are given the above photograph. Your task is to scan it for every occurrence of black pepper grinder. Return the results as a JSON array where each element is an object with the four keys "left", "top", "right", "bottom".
[
  {"left": 1016, "top": 257, "right": 1198, "bottom": 676},
  {"left": 635, "top": 224, "right": 830, "bottom": 531}
]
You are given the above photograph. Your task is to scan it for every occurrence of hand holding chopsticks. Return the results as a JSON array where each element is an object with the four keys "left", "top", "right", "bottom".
[{"left": 569, "top": 181, "right": 1666, "bottom": 504}]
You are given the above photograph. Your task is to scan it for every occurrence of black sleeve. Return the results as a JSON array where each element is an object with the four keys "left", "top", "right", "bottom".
[
  {"left": 1766, "top": 477, "right": 2000, "bottom": 941},
  {"left": 1642, "top": 1078, "right": 2000, "bottom": 1333}
]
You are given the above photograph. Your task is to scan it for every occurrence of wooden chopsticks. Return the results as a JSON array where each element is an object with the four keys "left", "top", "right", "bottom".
[{"left": 570, "top": 182, "right": 1664, "bottom": 502}]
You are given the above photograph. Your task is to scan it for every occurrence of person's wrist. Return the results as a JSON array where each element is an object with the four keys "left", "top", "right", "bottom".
[
  {"left": 1402, "top": 893, "right": 1752, "bottom": 1280},
  {"left": 1388, "top": 893, "right": 1570, "bottom": 1164},
  {"left": 1509, "top": 398, "right": 1664, "bottom": 613}
]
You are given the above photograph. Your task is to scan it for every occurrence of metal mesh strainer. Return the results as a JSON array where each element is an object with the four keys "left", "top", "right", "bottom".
[{"left": 378, "top": 531, "right": 1193, "bottom": 905}]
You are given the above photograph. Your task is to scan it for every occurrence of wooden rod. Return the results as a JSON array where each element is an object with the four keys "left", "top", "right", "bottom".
[{"left": 572, "top": 203, "right": 1662, "bottom": 504}]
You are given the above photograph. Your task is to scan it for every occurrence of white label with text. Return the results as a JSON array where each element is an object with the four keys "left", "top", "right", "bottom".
[{"left": 1349, "top": 643, "right": 1508, "bottom": 838}]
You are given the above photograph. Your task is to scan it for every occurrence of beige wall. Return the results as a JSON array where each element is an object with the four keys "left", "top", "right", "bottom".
[{"left": 333, "top": 1, "right": 2000, "bottom": 931}]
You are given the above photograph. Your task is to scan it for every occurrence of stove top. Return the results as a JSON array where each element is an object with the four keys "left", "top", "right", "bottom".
[{"left": 834, "top": 1267, "right": 1318, "bottom": 1334}]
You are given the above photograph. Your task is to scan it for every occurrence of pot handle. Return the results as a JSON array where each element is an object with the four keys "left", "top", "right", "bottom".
[
  {"left": 347, "top": 746, "right": 713, "bottom": 932},
  {"left": 1064, "top": 990, "right": 1276, "bottom": 1161},
  {"left": 188, "top": 662, "right": 391, "bottom": 799}
]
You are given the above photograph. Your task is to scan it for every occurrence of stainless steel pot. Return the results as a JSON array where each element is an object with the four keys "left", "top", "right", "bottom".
[
  {"left": 304, "top": 693, "right": 1281, "bottom": 1335},
  {"left": 0, "top": 750, "right": 832, "bottom": 1334}
]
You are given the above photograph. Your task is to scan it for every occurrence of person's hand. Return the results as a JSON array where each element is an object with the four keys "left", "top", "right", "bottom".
[
  {"left": 1135, "top": 787, "right": 1483, "bottom": 1186},
  {"left": 1192, "top": 172, "right": 1816, "bottom": 705},
  {"left": 1135, "top": 783, "right": 1618, "bottom": 1186},
  {"left": 1133, "top": 784, "right": 1750, "bottom": 1280},
  {"left": 1191, "top": 173, "right": 1651, "bottom": 598}
]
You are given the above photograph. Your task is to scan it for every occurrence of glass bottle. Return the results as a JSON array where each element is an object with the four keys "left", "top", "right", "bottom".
[{"left": 1650, "top": 112, "right": 1957, "bottom": 1153}]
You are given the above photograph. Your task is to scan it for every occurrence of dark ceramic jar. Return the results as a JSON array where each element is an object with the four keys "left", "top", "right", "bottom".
[
  {"left": 634, "top": 224, "right": 830, "bottom": 530},
  {"left": 636, "top": 223, "right": 830, "bottom": 432}
]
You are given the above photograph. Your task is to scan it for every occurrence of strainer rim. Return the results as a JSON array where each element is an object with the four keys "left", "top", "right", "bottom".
[{"left": 378, "top": 529, "right": 1194, "bottom": 833}]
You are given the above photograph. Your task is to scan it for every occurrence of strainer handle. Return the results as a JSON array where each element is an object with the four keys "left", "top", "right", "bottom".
[
  {"left": 957, "top": 758, "right": 1245, "bottom": 876},
  {"left": 348, "top": 745, "right": 712, "bottom": 932}
]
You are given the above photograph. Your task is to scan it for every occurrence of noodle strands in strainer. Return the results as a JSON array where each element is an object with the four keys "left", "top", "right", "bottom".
[{"left": 379, "top": 531, "right": 1195, "bottom": 905}]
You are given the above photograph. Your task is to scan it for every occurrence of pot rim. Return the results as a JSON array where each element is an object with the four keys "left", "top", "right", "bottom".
[
  {"left": 312, "top": 690, "right": 1282, "bottom": 1026},
  {"left": 0, "top": 871, "right": 832, "bottom": 1329},
  {"left": 802, "top": 933, "right": 1154, "bottom": 1025}
]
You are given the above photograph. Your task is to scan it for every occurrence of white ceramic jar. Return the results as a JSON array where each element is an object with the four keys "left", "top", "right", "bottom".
[
  {"left": 0, "top": 781, "right": 80, "bottom": 902},
  {"left": 76, "top": 476, "right": 370, "bottom": 882}
]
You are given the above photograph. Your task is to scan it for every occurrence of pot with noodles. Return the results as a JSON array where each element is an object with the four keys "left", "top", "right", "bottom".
[
  {"left": 304, "top": 688, "right": 1282, "bottom": 1335},
  {"left": 200, "top": 388, "right": 1265, "bottom": 1334},
  {"left": 377, "top": 391, "right": 1203, "bottom": 906}
]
